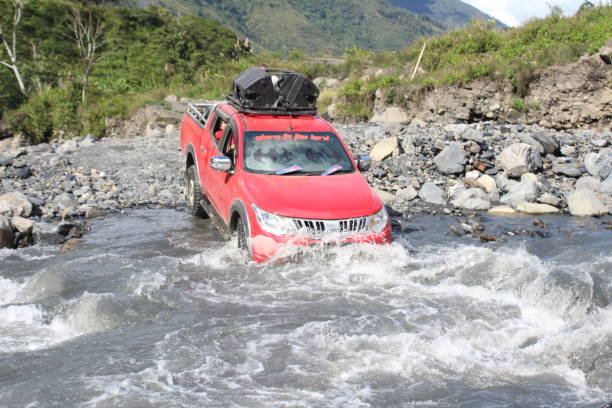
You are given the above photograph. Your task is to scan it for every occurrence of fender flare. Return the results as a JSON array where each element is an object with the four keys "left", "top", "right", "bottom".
[{"left": 184, "top": 143, "right": 205, "bottom": 192}]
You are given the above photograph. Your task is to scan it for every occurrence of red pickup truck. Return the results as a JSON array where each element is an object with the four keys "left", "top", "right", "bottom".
[{"left": 179, "top": 68, "right": 391, "bottom": 262}]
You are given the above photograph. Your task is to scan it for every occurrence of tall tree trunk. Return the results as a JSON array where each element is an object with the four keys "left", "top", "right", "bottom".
[{"left": 0, "top": 0, "right": 27, "bottom": 96}]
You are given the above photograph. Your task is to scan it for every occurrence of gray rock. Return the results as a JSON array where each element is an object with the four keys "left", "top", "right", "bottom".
[
  {"left": 567, "top": 189, "right": 608, "bottom": 216},
  {"left": 552, "top": 163, "right": 582, "bottom": 178},
  {"left": 0, "top": 192, "right": 33, "bottom": 217},
  {"left": 584, "top": 149, "right": 611, "bottom": 180},
  {"left": 56, "top": 139, "right": 79, "bottom": 155},
  {"left": 13, "top": 166, "right": 31, "bottom": 179},
  {"left": 452, "top": 188, "right": 491, "bottom": 210},
  {"left": 531, "top": 131, "right": 559, "bottom": 154},
  {"left": 434, "top": 143, "right": 467, "bottom": 175},
  {"left": 54, "top": 193, "right": 77, "bottom": 209},
  {"left": 400, "top": 136, "right": 417, "bottom": 155},
  {"left": 591, "top": 138, "right": 608, "bottom": 148},
  {"left": 599, "top": 175, "right": 612, "bottom": 195},
  {"left": 560, "top": 145, "right": 576, "bottom": 156},
  {"left": 496, "top": 143, "right": 533, "bottom": 178},
  {"left": 448, "top": 183, "right": 468, "bottom": 200},
  {"left": 575, "top": 176, "right": 601, "bottom": 192},
  {"left": 11, "top": 216, "right": 35, "bottom": 234},
  {"left": 80, "top": 134, "right": 97, "bottom": 147},
  {"left": 500, "top": 180, "right": 540, "bottom": 208},
  {"left": 519, "top": 134, "right": 544, "bottom": 154},
  {"left": 538, "top": 193, "right": 562, "bottom": 207},
  {"left": 0, "top": 216, "right": 15, "bottom": 249},
  {"left": 419, "top": 182, "right": 447, "bottom": 205},
  {"left": 396, "top": 186, "right": 418, "bottom": 201},
  {"left": 370, "top": 137, "right": 398, "bottom": 161},
  {"left": 462, "top": 128, "right": 484, "bottom": 144}
]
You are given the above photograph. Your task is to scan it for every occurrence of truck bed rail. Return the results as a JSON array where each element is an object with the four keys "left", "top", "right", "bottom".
[{"left": 187, "top": 102, "right": 218, "bottom": 126}]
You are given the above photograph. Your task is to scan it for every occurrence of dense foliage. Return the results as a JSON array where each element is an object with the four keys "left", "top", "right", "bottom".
[
  {"left": 0, "top": 0, "right": 247, "bottom": 142},
  {"left": 309, "top": 4, "right": 612, "bottom": 121},
  {"left": 121, "top": 0, "right": 457, "bottom": 55}
]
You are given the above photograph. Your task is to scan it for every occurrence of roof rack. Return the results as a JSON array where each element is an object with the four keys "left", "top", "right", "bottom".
[{"left": 227, "top": 67, "right": 319, "bottom": 116}]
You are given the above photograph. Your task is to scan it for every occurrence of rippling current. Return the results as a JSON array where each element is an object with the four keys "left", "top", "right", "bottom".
[{"left": 1, "top": 209, "right": 611, "bottom": 408}]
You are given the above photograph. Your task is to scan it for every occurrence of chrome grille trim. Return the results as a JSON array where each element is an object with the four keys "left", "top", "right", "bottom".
[{"left": 292, "top": 216, "right": 368, "bottom": 234}]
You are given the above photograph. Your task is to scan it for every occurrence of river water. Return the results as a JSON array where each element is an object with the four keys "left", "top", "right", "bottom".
[{"left": 1, "top": 209, "right": 610, "bottom": 408}]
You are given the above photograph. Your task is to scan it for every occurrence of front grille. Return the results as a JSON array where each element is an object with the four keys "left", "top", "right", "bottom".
[{"left": 292, "top": 217, "right": 367, "bottom": 234}]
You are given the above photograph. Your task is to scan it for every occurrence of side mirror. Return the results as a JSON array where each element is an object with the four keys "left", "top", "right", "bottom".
[
  {"left": 210, "top": 155, "right": 232, "bottom": 172},
  {"left": 356, "top": 155, "right": 372, "bottom": 172}
]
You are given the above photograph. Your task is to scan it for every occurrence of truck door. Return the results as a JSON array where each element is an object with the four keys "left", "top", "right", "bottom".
[{"left": 206, "top": 119, "right": 239, "bottom": 222}]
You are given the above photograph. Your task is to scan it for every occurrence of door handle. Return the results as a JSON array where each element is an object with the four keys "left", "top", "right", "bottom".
[{"left": 200, "top": 146, "right": 206, "bottom": 153}]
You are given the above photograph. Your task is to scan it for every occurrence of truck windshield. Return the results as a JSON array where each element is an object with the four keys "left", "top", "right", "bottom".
[{"left": 243, "top": 131, "right": 354, "bottom": 175}]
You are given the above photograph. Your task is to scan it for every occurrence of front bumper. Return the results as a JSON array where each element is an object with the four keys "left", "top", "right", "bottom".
[{"left": 249, "top": 224, "right": 392, "bottom": 263}]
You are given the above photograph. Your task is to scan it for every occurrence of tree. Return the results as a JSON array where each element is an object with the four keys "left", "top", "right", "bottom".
[
  {"left": 0, "top": 0, "right": 27, "bottom": 96},
  {"left": 68, "top": 6, "right": 105, "bottom": 103}
]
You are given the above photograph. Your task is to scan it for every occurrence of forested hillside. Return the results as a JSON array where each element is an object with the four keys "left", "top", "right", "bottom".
[
  {"left": 0, "top": 0, "right": 248, "bottom": 141},
  {"left": 123, "top": 0, "right": 476, "bottom": 54}
]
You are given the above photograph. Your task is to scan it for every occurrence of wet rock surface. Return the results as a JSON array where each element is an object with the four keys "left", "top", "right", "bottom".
[{"left": 1, "top": 119, "right": 611, "bottom": 248}]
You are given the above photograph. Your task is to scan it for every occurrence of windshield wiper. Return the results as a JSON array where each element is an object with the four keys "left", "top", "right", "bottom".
[
  {"left": 276, "top": 165, "right": 305, "bottom": 175},
  {"left": 321, "top": 164, "right": 343, "bottom": 176}
]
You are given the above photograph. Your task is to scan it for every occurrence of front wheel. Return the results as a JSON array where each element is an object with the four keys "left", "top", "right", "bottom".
[
  {"left": 186, "top": 165, "right": 208, "bottom": 218},
  {"left": 235, "top": 217, "right": 248, "bottom": 251}
]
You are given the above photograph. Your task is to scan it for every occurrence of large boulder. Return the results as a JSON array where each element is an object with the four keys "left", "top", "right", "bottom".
[
  {"left": 370, "top": 107, "right": 411, "bottom": 124},
  {"left": 419, "top": 182, "right": 447, "bottom": 205},
  {"left": 370, "top": 137, "right": 398, "bottom": 161},
  {"left": 599, "top": 175, "right": 612, "bottom": 195},
  {"left": 477, "top": 175, "right": 497, "bottom": 193},
  {"left": 516, "top": 202, "right": 559, "bottom": 215},
  {"left": 11, "top": 216, "right": 35, "bottom": 235},
  {"left": 452, "top": 188, "right": 491, "bottom": 210},
  {"left": 575, "top": 175, "right": 601, "bottom": 192},
  {"left": 0, "top": 216, "right": 15, "bottom": 249},
  {"left": 396, "top": 186, "right": 418, "bottom": 201},
  {"left": 434, "top": 143, "right": 468, "bottom": 175},
  {"left": 500, "top": 180, "right": 540, "bottom": 208},
  {"left": 462, "top": 128, "right": 484, "bottom": 144},
  {"left": 584, "top": 149, "right": 612, "bottom": 180},
  {"left": 567, "top": 189, "right": 608, "bottom": 216},
  {"left": 600, "top": 37, "right": 612, "bottom": 64},
  {"left": 531, "top": 131, "right": 559, "bottom": 154},
  {"left": 0, "top": 192, "right": 33, "bottom": 217},
  {"left": 496, "top": 143, "right": 534, "bottom": 178}
]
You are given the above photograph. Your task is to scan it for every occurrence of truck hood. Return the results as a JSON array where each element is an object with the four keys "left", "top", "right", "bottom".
[{"left": 242, "top": 172, "right": 382, "bottom": 219}]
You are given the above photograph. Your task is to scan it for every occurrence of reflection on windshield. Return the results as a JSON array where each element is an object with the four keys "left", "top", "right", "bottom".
[{"left": 244, "top": 131, "right": 354, "bottom": 175}]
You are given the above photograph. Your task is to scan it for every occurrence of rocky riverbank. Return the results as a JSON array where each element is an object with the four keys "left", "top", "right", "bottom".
[{"left": 1, "top": 119, "right": 611, "bottom": 249}]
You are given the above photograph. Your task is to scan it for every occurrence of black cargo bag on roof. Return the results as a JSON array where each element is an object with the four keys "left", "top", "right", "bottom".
[{"left": 228, "top": 67, "right": 319, "bottom": 115}]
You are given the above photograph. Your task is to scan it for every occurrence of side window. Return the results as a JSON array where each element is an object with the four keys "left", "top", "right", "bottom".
[
  {"left": 209, "top": 113, "right": 228, "bottom": 151},
  {"left": 222, "top": 129, "right": 236, "bottom": 162}
]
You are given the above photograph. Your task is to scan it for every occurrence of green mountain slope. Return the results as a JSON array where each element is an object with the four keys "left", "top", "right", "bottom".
[
  {"left": 122, "top": 0, "right": 453, "bottom": 54},
  {"left": 389, "top": 0, "right": 505, "bottom": 29}
]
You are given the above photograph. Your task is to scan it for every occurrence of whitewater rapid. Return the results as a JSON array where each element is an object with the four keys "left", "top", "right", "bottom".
[{"left": 0, "top": 209, "right": 610, "bottom": 407}]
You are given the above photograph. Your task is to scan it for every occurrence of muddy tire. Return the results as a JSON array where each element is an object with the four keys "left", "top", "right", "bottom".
[{"left": 186, "top": 166, "right": 208, "bottom": 218}]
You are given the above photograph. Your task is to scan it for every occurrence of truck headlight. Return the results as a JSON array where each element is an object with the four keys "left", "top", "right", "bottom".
[
  {"left": 252, "top": 205, "right": 296, "bottom": 235},
  {"left": 367, "top": 206, "right": 388, "bottom": 232}
]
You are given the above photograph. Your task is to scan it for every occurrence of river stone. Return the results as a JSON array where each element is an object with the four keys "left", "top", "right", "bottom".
[
  {"left": 452, "top": 188, "right": 491, "bottom": 210},
  {"left": 520, "top": 173, "right": 539, "bottom": 183},
  {"left": 55, "top": 193, "right": 77, "bottom": 209},
  {"left": 374, "top": 189, "right": 396, "bottom": 205},
  {"left": 434, "top": 143, "right": 467, "bottom": 175},
  {"left": 462, "top": 128, "right": 484, "bottom": 144},
  {"left": 517, "top": 202, "right": 559, "bottom": 215},
  {"left": 575, "top": 176, "right": 601, "bottom": 192},
  {"left": 560, "top": 145, "right": 576, "bottom": 156},
  {"left": 567, "top": 189, "right": 608, "bottom": 216},
  {"left": 500, "top": 180, "right": 540, "bottom": 208},
  {"left": 538, "top": 193, "right": 562, "bottom": 207},
  {"left": 448, "top": 183, "right": 467, "bottom": 200},
  {"left": 496, "top": 143, "right": 533, "bottom": 178},
  {"left": 599, "top": 176, "right": 612, "bottom": 195},
  {"left": 552, "top": 163, "right": 583, "bottom": 178},
  {"left": 396, "top": 187, "right": 418, "bottom": 201},
  {"left": 370, "top": 107, "right": 410, "bottom": 124},
  {"left": 532, "top": 131, "right": 559, "bottom": 154},
  {"left": 0, "top": 192, "right": 33, "bottom": 217},
  {"left": 80, "top": 134, "right": 97, "bottom": 147},
  {"left": 400, "top": 136, "right": 417, "bottom": 155},
  {"left": 419, "top": 182, "right": 447, "bottom": 205},
  {"left": 488, "top": 205, "right": 516, "bottom": 215},
  {"left": 11, "top": 216, "right": 35, "bottom": 234},
  {"left": 519, "top": 134, "right": 544, "bottom": 154},
  {"left": 477, "top": 175, "right": 497, "bottom": 193},
  {"left": 56, "top": 138, "right": 79, "bottom": 155},
  {"left": 584, "top": 149, "right": 612, "bottom": 180},
  {"left": 0, "top": 216, "right": 15, "bottom": 249},
  {"left": 370, "top": 137, "right": 398, "bottom": 161}
]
